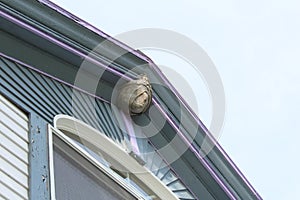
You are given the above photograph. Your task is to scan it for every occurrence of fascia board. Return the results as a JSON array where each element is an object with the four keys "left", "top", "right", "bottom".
[{"left": 0, "top": 1, "right": 262, "bottom": 199}]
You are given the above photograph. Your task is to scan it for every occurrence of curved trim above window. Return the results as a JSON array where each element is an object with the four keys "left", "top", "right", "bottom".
[{"left": 52, "top": 114, "right": 179, "bottom": 200}]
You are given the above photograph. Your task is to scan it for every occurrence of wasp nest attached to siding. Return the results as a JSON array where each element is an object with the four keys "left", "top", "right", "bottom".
[{"left": 117, "top": 75, "right": 152, "bottom": 115}]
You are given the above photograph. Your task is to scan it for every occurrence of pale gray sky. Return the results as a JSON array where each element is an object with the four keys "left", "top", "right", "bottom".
[{"left": 52, "top": 0, "right": 300, "bottom": 199}]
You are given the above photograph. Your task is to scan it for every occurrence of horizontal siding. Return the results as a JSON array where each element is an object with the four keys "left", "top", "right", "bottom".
[
  {"left": 0, "top": 171, "right": 28, "bottom": 198},
  {"left": 0, "top": 94, "right": 29, "bottom": 200},
  {"left": 0, "top": 112, "right": 28, "bottom": 143},
  {"left": 0, "top": 132, "right": 28, "bottom": 163},
  {"left": 0, "top": 122, "right": 28, "bottom": 151},
  {"left": 0, "top": 96, "right": 27, "bottom": 127},
  {"left": 0, "top": 146, "right": 28, "bottom": 176},
  {"left": 0, "top": 182, "right": 24, "bottom": 200},
  {"left": 0, "top": 56, "right": 196, "bottom": 199}
]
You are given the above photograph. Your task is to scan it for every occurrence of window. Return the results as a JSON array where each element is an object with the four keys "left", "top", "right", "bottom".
[{"left": 48, "top": 115, "right": 180, "bottom": 200}]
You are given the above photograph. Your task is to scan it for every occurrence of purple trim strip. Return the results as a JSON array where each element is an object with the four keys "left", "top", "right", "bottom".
[
  {"left": 0, "top": 6, "right": 236, "bottom": 199},
  {"left": 0, "top": 52, "right": 110, "bottom": 104},
  {"left": 149, "top": 60, "right": 262, "bottom": 199},
  {"left": 1, "top": 51, "right": 198, "bottom": 199},
  {"left": 120, "top": 112, "right": 140, "bottom": 155},
  {"left": 37, "top": 0, "right": 153, "bottom": 64},
  {"left": 143, "top": 128, "right": 199, "bottom": 199},
  {"left": 0, "top": 9, "right": 130, "bottom": 82},
  {"left": 152, "top": 98, "right": 236, "bottom": 199},
  {"left": 1, "top": 2, "right": 261, "bottom": 199}
]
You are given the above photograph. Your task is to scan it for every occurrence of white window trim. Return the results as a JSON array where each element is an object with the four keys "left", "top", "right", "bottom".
[{"left": 48, "top": 114, "right": 179, "bottom": 200}]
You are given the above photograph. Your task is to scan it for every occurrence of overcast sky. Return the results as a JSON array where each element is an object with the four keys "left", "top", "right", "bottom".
[{"left": 52, "top": 0, "right": 300, "bottom": 199}]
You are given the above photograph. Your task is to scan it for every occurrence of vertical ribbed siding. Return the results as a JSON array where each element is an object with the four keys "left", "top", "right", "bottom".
[
  {"left": 0, "top": 56, "right": 126, "bottom": 143},
  {"left": 0, "top": 55, "right": 196, "bottom": 200},
  {"left": 0, "top": 94, "right": 29, "bottom": 200}
]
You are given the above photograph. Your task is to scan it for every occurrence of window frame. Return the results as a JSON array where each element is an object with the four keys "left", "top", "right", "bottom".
[{"left": 48, "top": 114, "right": 179, "bottom": 200}]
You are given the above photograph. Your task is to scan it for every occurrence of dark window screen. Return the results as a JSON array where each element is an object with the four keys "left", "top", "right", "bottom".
[{"left": 53, "top": 135, "right": 137, "bottom": 200}]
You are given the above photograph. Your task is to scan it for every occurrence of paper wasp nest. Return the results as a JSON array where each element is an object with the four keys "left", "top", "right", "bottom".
[{"left": 117, "top": 75, "right": 152, "bottom": 115}]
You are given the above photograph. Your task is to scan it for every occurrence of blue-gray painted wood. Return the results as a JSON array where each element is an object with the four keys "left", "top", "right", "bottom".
[
  {"left": 0, "top": 56, "right": 126, "bottom": 143},
  {"left": 0, "top": 1, "right": 262, "bottom": 198},
  {"left": 28, "top": 113, "right": 50, "bottom": 200},
  {"left": 1, "top": 56, "right": 198, "bottom": 200}
]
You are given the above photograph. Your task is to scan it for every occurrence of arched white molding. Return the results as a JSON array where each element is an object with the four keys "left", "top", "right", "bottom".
[{"left": 52, "top": 114, "right": 179, "bottom": 200}]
